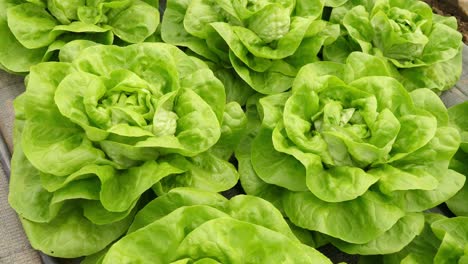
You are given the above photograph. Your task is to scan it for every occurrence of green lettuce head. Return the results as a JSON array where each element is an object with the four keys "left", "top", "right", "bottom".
[
  {"left": 325, "top": 0, "right": 463, "bottom": 92},
  {"left": 8, "top": 42, "right": 239, "bottom": 258},
  {"left": 360, "top": 214, "right": 468, "bottom": 264},
  {"left": 236, "top": 52, "right": 465, "bottom": 255},
  {"left": 0, "top": 0, "right": 160, "bottom": 73},
  {"left": 82, "top": 188, "right": 333, "bottom": 264},
  {"left": 161, "top": 0, "right": 341, "bottom": 94}
]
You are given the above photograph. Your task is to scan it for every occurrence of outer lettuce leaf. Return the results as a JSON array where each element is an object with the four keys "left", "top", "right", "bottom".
[
  {"left": 399, "top": 44, "right": 463, "bottom": 92},
  {"left": 0, "top": 0, "right": 159, "bottom": 73},
  {"left": 330, "top": 213, "right": 425, "bottom": 254},
  {"left": 127, "top": 188, "right": 227, "bottom": 233},
  {"left": 448, "top": 101, "right": 468, "bottom": 154},
  {"left": 21, "top": 203, "right": 135, "bottom": 258},
  {"left": 153, "top": 152, "right": 239, "bottom": 195},
  {"left": 283, "top": 191, "right": 405, "bottom": 244},
  {"left": 9, "top": 43, "right": 235, "bottom": 258},
  {"left": 161, "top": 0, "right": 227, "bottom": 63},
  {"left": 94, "top": 188, "right": 332, "bottom": 264},
  {"left": 446, "top": 150, "right": 468, "bottom": 217},
  {"left": 360, "top": 214, "right": 468, "bottom": 264},
  {"left": 210, "top": 101, "right": 248, "bottom": 160},
  {"left": 235, "top": 95, "right": 287, "bottom": 212},
  {"left": 0, "top": 1, "right": 46, "bottom": 71},
  {"left": 359, "top": 213, "right": 445, "bottom": 264},
  {"left": 210, "top": 67, "right": 256, "bottom": 106},
  {"left": 238, "top": 52, "right": 463, "bottom": 254},
  {"left": 325, "top": 0, "right": 349, "bottom": 7},
  {"left": 432, "top": 217, "right": 468, "bottom": 263},
  {"left": 9, "top": 97, "right": 136, "bottom": 258},
  {"left": 327, "top": 0, "right": 463, "bottom": 91},
  {"left": 446, "top": 101, "right": 468, "bottom": 216}
]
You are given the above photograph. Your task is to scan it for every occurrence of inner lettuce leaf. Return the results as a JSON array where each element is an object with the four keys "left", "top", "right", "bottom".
[
  {"left": 80, "top": 188, "right": 333, "bottom": 264},
  {"left": 360, "top": 214, "right": 468, "bottom": 264},
  {"left": 235, "top": 52, "right": 465, "bottom": 255},
  {"left": 8, "top": 42, "right": 239, "bottom": 258},
  {"left": 161, "top": 0, "right": 341, "bottom": 95},
  {"left": 325, "top": 0, "right": 463, "bottom": 92},
  {"left": 0, "top": 0, "right": 160, "bottom": 73}
]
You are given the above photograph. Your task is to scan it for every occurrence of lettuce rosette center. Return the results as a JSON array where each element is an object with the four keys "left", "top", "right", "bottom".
[
  {"left": 284, "top": 82, "right": 382, "bottom": 168},
  {"left": 371, "top": 5, "right": 430, "bottom": 62},
  {"left": 387, "top": 7, "right": 422, "bottom": 33}
]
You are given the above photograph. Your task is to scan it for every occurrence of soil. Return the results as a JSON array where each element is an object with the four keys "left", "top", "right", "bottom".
[{"left": 423, "top": 0, "right": 468, "bottom": 43}]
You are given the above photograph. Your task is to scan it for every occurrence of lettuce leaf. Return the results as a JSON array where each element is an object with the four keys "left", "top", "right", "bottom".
[{"left": 360, "top": 214, "right": 468, "bottom": 264}]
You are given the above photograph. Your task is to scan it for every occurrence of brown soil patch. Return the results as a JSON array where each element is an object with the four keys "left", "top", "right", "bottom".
[{"left": 423, "top": 0, "right": 468, "bottom": 44}]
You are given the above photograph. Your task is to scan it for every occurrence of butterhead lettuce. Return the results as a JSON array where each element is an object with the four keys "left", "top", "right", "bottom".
[
  {"left": 236, "top": 52, "right": 465, "bottom": 255},
  {"left": 161, "top": 0, "right": 340, "bottom": 94},
  {"left": 0, "top": 0, "right": 160, "bottom": 73},
  {"left": 325, "top": 0, "right": 463, "bottom": 92},
  {"left": 8, "top": 42, "right": 239, "bottom": 257},
  {"left": 83, "top": 188, "right": 333, "bottom": 264}
]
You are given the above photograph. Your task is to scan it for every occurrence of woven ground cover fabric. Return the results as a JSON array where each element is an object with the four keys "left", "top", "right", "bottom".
[{"left": 0, "top": 162, "right": 41, "bottom": 264}]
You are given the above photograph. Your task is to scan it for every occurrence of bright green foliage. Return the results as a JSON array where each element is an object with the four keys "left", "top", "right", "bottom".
[
  {"left": 0, "top": 0, "right": 160, "bottom": 73},
  {"left": 81, "top": 188, "right": 333, "bottom": 264},
  {"left": 326, "top": 0, "right": 463, "bottom": 92},
  {"left": 210, "top": 101, "right": 248, "bottom": 160},
  {"left": 360, "top": 214, "right": 468, "bottom": 264},
  {"left": 236, "top": 52, "right": 465, "bottom": 255},
  {"left": 446, "top": 101, "right": 468, "bottom": 216},
  {"left": 8, "top": 42, "right": 239, "bottom": 258},
  {"left": 3, "top": 0, "right": 467, "bottom": 262},
  {"left": 161, "top": 0, "right": 341, "bottom": 94}
]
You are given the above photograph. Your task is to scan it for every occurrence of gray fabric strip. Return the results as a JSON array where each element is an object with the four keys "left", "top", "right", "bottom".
[{"left": 0, "top": 162, "right": 41, "bottom": 264}]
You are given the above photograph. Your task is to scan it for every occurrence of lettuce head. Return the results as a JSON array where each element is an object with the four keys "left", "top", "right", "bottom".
[
  {"left": 161, "top": 0, "right": 341, "bottom": 94},
  {"left": 325, "top": 0, "right": 463, "bottom": 92},
  {"left": 236, "top": 52, "right": 465, "bottom": 255},
  {"left": 8, "top": 42, "right": 239, "bottom": 258}
]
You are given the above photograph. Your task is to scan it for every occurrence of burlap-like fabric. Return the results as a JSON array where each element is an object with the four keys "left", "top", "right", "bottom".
[
  {"left": 0, "top": 162, "right": 41, "bottom": 264},
  {"left": 0, "top": 71, "right": 40, "bottom": 264},
  {"left": 0, "top": 46, "right": 467, "bottom": 264},
  {"left": 0, "top": 72, "right": 23, "bottom": 153}
]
